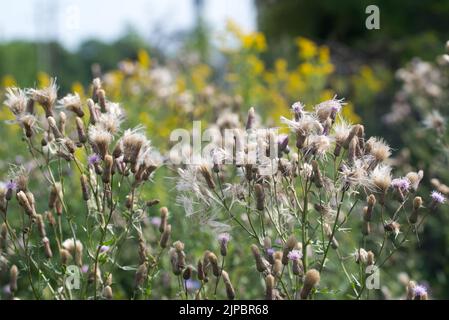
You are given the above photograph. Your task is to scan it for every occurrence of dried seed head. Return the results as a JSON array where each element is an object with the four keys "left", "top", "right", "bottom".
[
  {"left": 342, "top": 125, "right": 360, "bottom": 149},
  {"left": 159, "top": 207, "right": 168, "bottom": 233},
  {"left": 251, "top": 244, "right": 268, "bottom": 272},
  {"left": 36, "top": 214, "right": 46, "bottom": 238},
  {"left": 159, "top": 224, "right": 171, "bottom": 248},
  {"left": 207, "top": 252, "right": 221, "bottom": 277},
  {"left": 410, "top": 196, "right": 423, "bottom": 224},
  {"left": 88, "top": 125, "right": 112, "bottom": 159},
  {"left": 87, "top": 99, "right": 98, "bottom": 124},
  {"left": 265, "top": 274, "right": 275, "bottom": 300},
  {"left": 254, "top": 183, "right": 265, "bottom": 211},
  {"left": 384, "top": 221, "right": 401, "bottom": 236},
  {"left": 48, "top": 183, "right": 62, "bottom": 210},
  {"left": 173, "top": 240, "right": 185, "bottom": 253},
  {"left": 406, "top": 170, "right": 424, "bottom": 192},
  {"left": 76, "top": 117, "right": 87, "bottom": 143},
  {"left": 42, "top": 237, "right": 53, "bottom": 258},
  {"left": 300, "top": 269, "right": 320, "bottom": 299},
  {"left": 103, "top": 285, "right": 113, "bottom": 300},
  {"left": 10, "top": 265, "right": 19, "bottom": 292},
  {"left": 59, "top": 93, "right": 84, "bottom": 117},
  {"left": 60, "top": 249, "right": 72, "bottom": 265},
  {"left": 272, "top": 259, "right": 283, "bottom": 277},
  {"left": 406, "top": 281, "right": 416, "bottom": 300},
  {"left": 221, "top": 270, "right": 235, "bottom": 300},
  {"left": 80, "top": 174, "right": 90, "bottom": 201},
  {"left": 47, "top": 116, "right": 63, "bottom": 139},
  {"left": 197, "top": 259, "right": 205, "bottom": 281},
  {"left": 62, "top": 238, "right": 83, "bottom": 266},
  {"left": 102, "top": 155, "right": 114, "bottom": 183},
  {"left": 17, "top": 191, "right": 34, "bottom": 216},
  {"left": 246, "top": 107, "right": 256, "bottom": 130},
  {"left": 29, "top": 79, "right": 58, "bottom": 117},
  {"left": 367, "top": 251, "right": 375, "bottom": 265}
]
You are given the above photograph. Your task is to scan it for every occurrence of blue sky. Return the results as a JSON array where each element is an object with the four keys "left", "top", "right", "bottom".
[{"left": 0, "top": 0, "right": 256, "bottom": 50}]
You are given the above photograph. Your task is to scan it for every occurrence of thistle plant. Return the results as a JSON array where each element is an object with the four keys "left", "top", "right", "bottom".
[
  {"left": 174, "top": 97, "right": 439, "bottom": 299},
  {"left": 0, "top": 78, "right": 172, "bottom": 300}
]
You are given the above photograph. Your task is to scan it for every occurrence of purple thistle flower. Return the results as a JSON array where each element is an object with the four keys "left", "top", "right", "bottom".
[
  {"left": 431, "top": 190, "right": 445, "bottom": 204},
  {"left": 100, "top": 245, "right": 110, "bottom": 253},
  {"left": 218, "top": 233, "right": 231, "bottom": 245},
  {"left": 88, "top": 154, "right": 101, "bottom": 166},
  {"left": 287, "top": 249, "right": 302, "bottom": 261},
  {"left": 277, "top": 134, "right": 289, "bottom": 152},
  {"left": 185, "top": 279, "right": 201, "bottom": 291},
  {"left": 391, "top": 177, "right": 411, "bottom": 191},
  {"left": 266, "top": 248, "right": 275, "bottom": 256},
  {"left": 413, "top": 285, "right": 427, "bottom": 297},
  {"left": 292, "top": 102, "right": 304, "bottom": 113},
  {"left": 5, "top": 180, "right": 17, "bottom": 191},
  {"left": 81, "top": 265, "right": 89, "bottom": 273},
  {"left": 150, "top": 217, "right": 162, "bottom": 226}
]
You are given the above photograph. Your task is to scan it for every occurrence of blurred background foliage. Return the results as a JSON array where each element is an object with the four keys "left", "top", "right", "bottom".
[{"left": 1, "top": 0, "right": 449, "bottom": 298}]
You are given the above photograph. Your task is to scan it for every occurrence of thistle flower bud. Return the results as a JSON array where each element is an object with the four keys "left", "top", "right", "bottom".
[
  {"left": 207, "top": 252, "right": 220, "bottom": 277},
  {"left": 64, "top": 138, "right": 76, "bottom": 154},
  {"left": 59, "top": 112, "right": 67, "bottom": 136},
  {"left": 17, "top": 191, "right": 34, "bottom": 216},
  {"left": 42, "top": 237, "right": 53, "bottom": 258},
  {"left": 47, "top": 116, "right": 63, "bottom": 139},
  {"left": 102, "top": 155, "right": 113, "bottom": 184},
  {"left": 409, "top": 196, "right": 422, "bottom": 224},
  {"left": 367, "top": 251, "right": 375, "bottom": 266},
  {"left": 159, "top": 224, "right": 171, "bottom": 248},
  {"left": 10, "top": 265, "right": 18, "bottom": 292},
  {"left": 60, "top": 248, "right": 72, "bottom": 265},
  {"left": 169, "top": 248, "right": 181, "bottom": 275},
  {"left": 173, "top": 240, "right": 185, "bottom": 253},
  {"left": 87, "top": 99, "right": 98, "bottom": 125},
  {"left": 97, "top": 89, "right": 107, "bottom": 113},
  {"left": 134, "top": 263, "right": 148, "bottom": 288},
  {"left": 80, "top": 174, "right": 90, "bottom": 201},
  {"left": 272, "top": 258, "right": 283, "bottom": 277},
  {"left": 300, "top": 269, "right": 320, "bottom": 299},
  {"left": 103, "top": 285, "right": 113, "bottom": 300},
  {"left": 76, "top": 117, "right": 87, "bottom": 144},
  {"left": 183, "top": 265, "right": 193, "bottom": 280},
  {"left": 311, "top": 160, "right": 323, "bottom": 188},
  {"left": 254, "top": 183, "right": 265, "bottom": 211},
  {"left": 159, "top": 207, "right": 168, "bottom": 233},
  {"left": 49, "top": 183, "right": 62, "bottom": 210},
  {"left": 218, "top": 233, "right": 230, "bottom": 256},
  {"left": 251, "top": 244, "right": 267, "bottom": 272},
  {"left": 343, "top": 125, "right": 360, "bottom": 149},
  {"left": 221, "top": 270, "right": 235, "bottom": 300},
  {"left": 246, "top": 107, "right": 256, "bottom": 130},
  {"left": 406, "top": 281, "right": 416, "bottom": 300},
  {"left": 36, "top": 214, "right": 46, "bottom": 238},
  {"left": 282, "top": 235, "right": 297, "bottom": 265},
  {"left": 292, "top": 259, "right": 304, "bottom": 276},
  {"left": 0, "top": 223, "right": 7, "bottom": 250},
  {"left": 265, "top": 274, "right": 275, "bottom": 300},
  {"left": 197, "top": 259, "right": 205, "bottom": 281}
]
